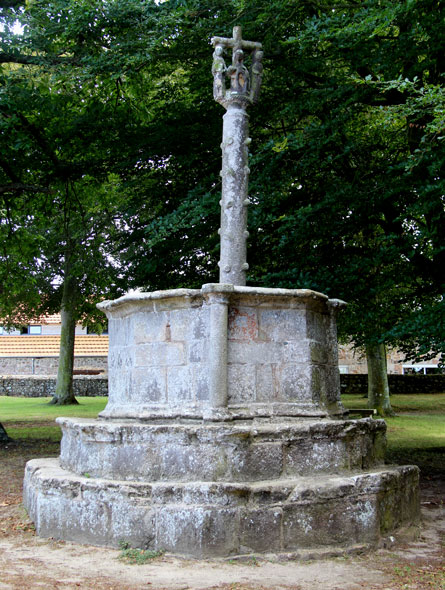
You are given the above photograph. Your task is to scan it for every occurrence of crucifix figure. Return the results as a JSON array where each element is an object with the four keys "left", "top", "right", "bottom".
[{"left": 211, "top": 26, "right": 263, "bottom": 285}]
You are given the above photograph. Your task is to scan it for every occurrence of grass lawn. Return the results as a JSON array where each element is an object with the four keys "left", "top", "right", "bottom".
[
  {"left": 342, "top": 393, "right": 445, "bottom": 472},
  {"left": 1, "top": 396, "right": 107, "bottom": 441}
]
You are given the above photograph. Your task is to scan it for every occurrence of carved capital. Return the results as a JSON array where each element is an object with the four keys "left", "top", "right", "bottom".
[{"left": 211, "top": 26, "right": 263, "bottom": 110}]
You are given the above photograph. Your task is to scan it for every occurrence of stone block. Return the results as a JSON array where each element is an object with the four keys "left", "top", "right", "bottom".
[
  {"left": 131, "top": 367, "right": 166, "bottom": 403},
  {"left": 284, "top": 440, "right": 347, "bottom": 475},
  {"left": 240, "top": 508, "right": 282, "bottom": 553},
  {"left": 228, "top": 307, "right": 258, "bottom": 340},
  {"left": 306, "top": 311, "right": 330, "bottom": 343},
  {"left": 249, "top": 482, "right": 296, "bottom": 505},
  {"left": 109, "top": 317, "right": 134, "bottom": 348},
  {"left": 228, "top": 364, "right": 256, "bottom": 403},
  {"left": 166, "top": 365, "right": 194, "bottom": 403},
  {"left": 376, "top": 466, "right": 420, "bottom": 533},
  {"left": 281, "top": 340, "right": 311, "bottom": 363},
  {"left": 109, "top": 347, "right": 134, "bottom": 370},
  {"left": 309, "top": 340, "right": 329, "bottom": 364},
  {"left": 170, "top": 307, "right": 209, "bottom": 341},
  {"left": 280, "top": 364, "right": 312, "bottom": 401},
  {"left": 152, "top": 483, "right": 247, "bottom": 507},
  {"left": 160, "top": 445, "right": 230, "bottom": 481},
  {"left": 255, "top": 364, "right": 275, "bottom": 402},
  {"left": 258, "top": 309, "right": 306, "bottom": 341},
  {"left": 135, "top": 342, "right": 185, "bottom": 367},
  {"left": 312, "top": 365, "right": 342, "bottom": 408},
  {"left": 282, "top": 496, "right": 378, "bottom": 549},
  {"left": 112, "top": 444, "right": 163, "bottom": 481},
  {"left": 133, "top": 311, "right": 168, "bottom": 344},
  {"left": 108, "top": 368, "right": 131, "bottom": 402},
  {"left": 231, "top": 443, "right": 283, "bottom": 481},
  {"left": 194, "top": 364, "right": 210, "bottom": 401},
  {"left": 228, "top": 341, "right": 283, "bottom": 365},
  {"left": 155, "top": 507, "right": 240, "bottom": 557},
  {"left": 188, "top": 339, "right": 209, "bottom": 363},
  {"left": 111, "top": 505, "right": 156, "bottom": 550}
]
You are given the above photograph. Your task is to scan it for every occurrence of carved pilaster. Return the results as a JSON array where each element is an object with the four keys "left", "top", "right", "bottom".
[{"left": 202, "top": 283, "right": 234, "bottom": 409}]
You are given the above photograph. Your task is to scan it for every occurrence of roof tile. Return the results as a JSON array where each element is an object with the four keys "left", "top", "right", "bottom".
[{"left": 0, "top": 335, "right": 108, "bottom": 357}]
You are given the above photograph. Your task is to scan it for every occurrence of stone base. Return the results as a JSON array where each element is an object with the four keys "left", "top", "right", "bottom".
[
  {"left": 24, "top": 458, "right": 419, "bottom": 558},
  {"left": 56, "top": 417, "right": 387, "bottom": 483}
]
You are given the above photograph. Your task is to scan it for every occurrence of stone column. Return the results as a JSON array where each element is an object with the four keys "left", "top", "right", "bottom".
[
  {"left": 220, "top": 103, "right": 250, "bottom": 285},
  {"left": 211, "top": 26, "right": 263, "bottom": 287}
]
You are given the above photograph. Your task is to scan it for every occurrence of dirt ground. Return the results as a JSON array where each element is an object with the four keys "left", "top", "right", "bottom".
[{"left": 1, "top": 437, "right": 444, "bottom": 590}]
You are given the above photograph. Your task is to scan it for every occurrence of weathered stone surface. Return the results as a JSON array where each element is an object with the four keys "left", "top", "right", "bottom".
[
  {"left": 24, "top": 458, "right": 420, "bottom": 558},
  {"left": 98, "top": 285, "right": 347, "bottom": 420},
  {"left": 57, "top": 417, "right": 386, "bottom": 483}
]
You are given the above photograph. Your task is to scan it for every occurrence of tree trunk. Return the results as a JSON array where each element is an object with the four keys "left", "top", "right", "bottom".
[
  {"left": 0, "top": 422, "right": 10, "bottom": 444},
  {"left": 366, "top": 342, "right": 394, "bottom": 417},
  {"left": 50, "top": 278, "right": 79, "bottom": 405}
]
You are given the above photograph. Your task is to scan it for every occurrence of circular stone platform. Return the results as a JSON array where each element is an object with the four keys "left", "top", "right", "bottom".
[{"left": 56, "top": 417, "right": 386, "bottom": 482}]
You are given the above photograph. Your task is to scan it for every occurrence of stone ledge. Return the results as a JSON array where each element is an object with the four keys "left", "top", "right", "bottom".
[
  {"left": 98, "top": 285, "right": 345, "bottom": 316},
  {"left": 98, "top": 402, "right": 332, "bottom": 421},
  {"left": 23, "top": 458, "right": 419, "bottom": 558}
]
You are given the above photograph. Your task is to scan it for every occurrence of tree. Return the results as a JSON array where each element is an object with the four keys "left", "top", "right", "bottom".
[
  {"left": 1, "top": 0, "right": 443, "bottom": 413},
  {"left": 0, "top": 1, "right": 160, "bottom": 402},
  {"left": 115, "top": 0, "right": 444, "bottom": 415}
]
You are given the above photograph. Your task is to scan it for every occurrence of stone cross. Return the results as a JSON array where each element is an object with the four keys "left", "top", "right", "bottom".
[{"left": 211, "top": 27, "right": 263, "bottom": 285}]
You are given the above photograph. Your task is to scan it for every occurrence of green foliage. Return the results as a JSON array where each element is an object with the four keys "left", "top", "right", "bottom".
[
  {"left": 1, "top": 0, "right": 443, "bottom": 367},
  {"left": 118, "top": 540, "right": 164, "bottom": 564}
]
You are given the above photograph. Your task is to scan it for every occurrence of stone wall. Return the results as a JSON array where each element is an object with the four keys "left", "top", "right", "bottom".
[
  {"left": 0, "top": 375, "right": 108, "bottom": 397},
  {"left": 0, "top": 356, "right": 107, "bottom": 376},
  {"left": 3, "top": 373, "right": 443, "bottom": 398},
  {"left": 100, "top": 286, "right": 345, "bottom": 420},
  {"left": 341, "top": 374, "right": 445, "bottom": 394}
]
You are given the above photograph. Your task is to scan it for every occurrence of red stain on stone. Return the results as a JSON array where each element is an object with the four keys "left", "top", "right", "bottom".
[{"left": 229, "top": 307, "right": 258, "bottom": 340}]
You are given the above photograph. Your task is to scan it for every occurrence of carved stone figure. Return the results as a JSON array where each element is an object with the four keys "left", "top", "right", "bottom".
[
  {"left": 212, "top": 44, "right": 226, "bottom": 103},
  {"left": 250, "top": 49, "right": 263, "bottom": 103},
  {"left": 227, "top": 48, "right": 250, "bottom": 96},
  {"left": 211, "top": 26, "right": 262, "bottom": 110}
]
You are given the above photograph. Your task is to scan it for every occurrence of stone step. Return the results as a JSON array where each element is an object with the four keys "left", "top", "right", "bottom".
[
  {"left": 24, "top": 458, "right": 419, "bottom": 559},
  {"left": 57, "top": 417, "right": 386, "bottom": 483}
]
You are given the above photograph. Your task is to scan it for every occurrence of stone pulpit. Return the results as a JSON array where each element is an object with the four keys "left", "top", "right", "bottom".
[{"left": 24, "top": 27, "right": 419, "bottom": 558}]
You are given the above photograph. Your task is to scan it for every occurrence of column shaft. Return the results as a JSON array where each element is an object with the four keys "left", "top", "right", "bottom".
[{"left": 219, "top": 103, "right": 250, "bottom": 285}]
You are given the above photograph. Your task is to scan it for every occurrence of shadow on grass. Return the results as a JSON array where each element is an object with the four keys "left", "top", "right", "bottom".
[{"left": 386, "top": 446, "right": 445, "bottom": 477}]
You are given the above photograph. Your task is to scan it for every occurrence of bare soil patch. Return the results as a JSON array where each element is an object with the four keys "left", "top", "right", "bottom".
[{"left": 0, "top": 432, "right": 444, "bottom": 590}]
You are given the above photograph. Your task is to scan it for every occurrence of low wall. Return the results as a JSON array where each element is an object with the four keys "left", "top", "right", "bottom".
[
  {"left": 2, "top": 374, "right": 443, "bottom": 398},
  {"left": 341, "top": 374, "right": 445, "bottom": 394},
  {"left": 0, "top": 375, "right": 108, "bottom": 397}
]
